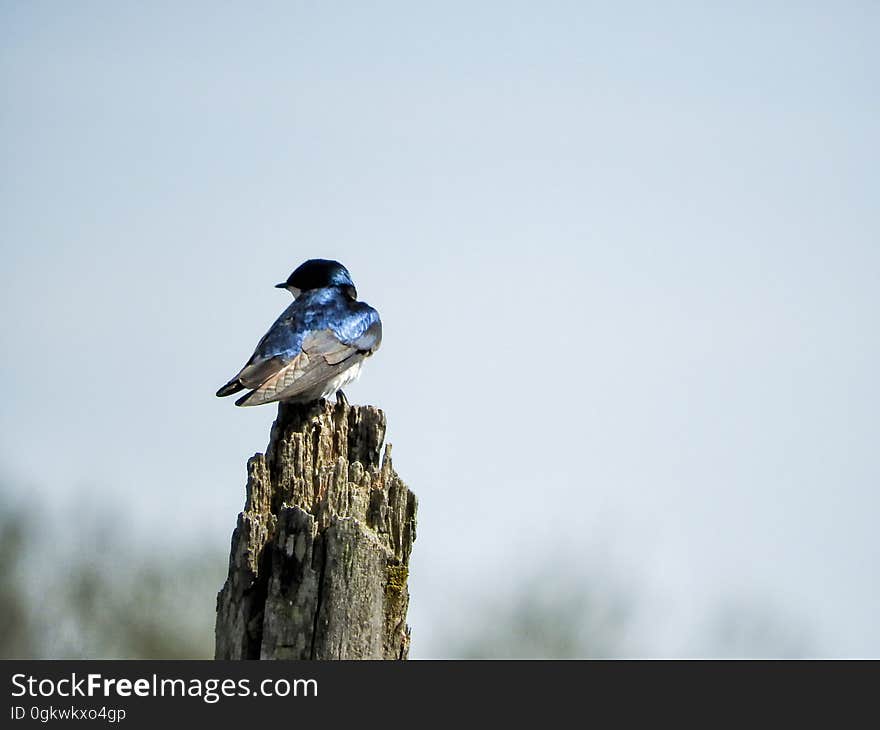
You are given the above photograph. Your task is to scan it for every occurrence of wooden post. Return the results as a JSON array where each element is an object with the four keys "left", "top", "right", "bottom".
[{"left": 214, "top": 400, "right": 417, "bottom": 660}]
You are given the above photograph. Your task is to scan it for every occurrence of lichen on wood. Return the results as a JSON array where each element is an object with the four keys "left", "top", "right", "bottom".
[{"left": 214, "top": 400, "right": 417, "bottom": 660}]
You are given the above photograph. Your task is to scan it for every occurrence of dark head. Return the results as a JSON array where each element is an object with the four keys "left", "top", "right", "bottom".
[{"left": 275, "top": 259, "right": 357, "bottom": 299}]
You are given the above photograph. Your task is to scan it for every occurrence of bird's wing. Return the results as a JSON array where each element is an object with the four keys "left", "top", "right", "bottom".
[
  {"left": 237, "top": 315, "right": 381, "bottom": 407},
  {"left": 219, "top": 302, "right": 300, "bottom": 393},
  {"left": 234, "top": 352, "right": 289, "bottom": 389}
]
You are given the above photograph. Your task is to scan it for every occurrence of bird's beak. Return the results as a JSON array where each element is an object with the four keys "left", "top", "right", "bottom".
[{"left": 274, "top": 282, "right": 288, "bottom": 289}]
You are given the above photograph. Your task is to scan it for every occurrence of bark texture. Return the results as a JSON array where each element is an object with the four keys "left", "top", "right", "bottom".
[{"left": 215, "top": 400, "right": 417, "bottom": 660}]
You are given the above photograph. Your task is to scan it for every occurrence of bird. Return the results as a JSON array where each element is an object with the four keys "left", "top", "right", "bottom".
[{"left": 216, "top": 259, "right": 382, "bottom": 407}]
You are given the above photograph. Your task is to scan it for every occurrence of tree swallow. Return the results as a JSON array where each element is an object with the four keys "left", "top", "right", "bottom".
[{"left": 216, "top": 259, "right": 382, "bottom": 407}]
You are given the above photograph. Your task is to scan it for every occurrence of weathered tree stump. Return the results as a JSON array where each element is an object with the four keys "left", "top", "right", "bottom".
[{"left": 215, "top": 400, "right": 417, "bottom": 660}]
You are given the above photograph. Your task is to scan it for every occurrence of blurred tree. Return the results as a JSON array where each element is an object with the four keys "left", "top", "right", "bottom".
[
  {"left": 1, "top": 483, "right": 817, "bottom": 659},
  {"left": 696, "top": 600, "right": 814, "bottom": 658},
  {"left": 439, "top": 572, "right": 815, "bottom": 659},
  {"left": 0, "top": 488, "right": 225, "bottom": 659},
  {"left": 45, "top": 549, "right": 224, "bottom": 659},
  {"left": 0, "top": 509, "right": 38, "bottom": 658},
  {"left": 447, "top": 572, "right": 634, "bottom": 659}
]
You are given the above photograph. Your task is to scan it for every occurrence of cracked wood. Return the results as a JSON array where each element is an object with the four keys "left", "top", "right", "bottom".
[{"left": 214, "top": 400, "right": 417, "bottom": 660}]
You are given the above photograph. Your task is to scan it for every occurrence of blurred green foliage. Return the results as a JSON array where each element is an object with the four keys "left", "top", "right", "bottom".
[
  {"left": 0, "top": 493, "right": 813, "bottom": 659},
  {"left": 448, "top": 574, "right": 633, "bottom": 659},
  {"left": 0, "top": 503, "right": 224, "bottom": 659}
]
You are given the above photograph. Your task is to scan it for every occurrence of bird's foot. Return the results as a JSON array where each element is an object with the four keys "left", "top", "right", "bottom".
[{"left": 335, "top": 389, "right": 349, "bottom": 406}]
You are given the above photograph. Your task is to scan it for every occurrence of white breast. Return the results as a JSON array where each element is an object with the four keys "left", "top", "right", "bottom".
[{"left": 318, "top": 360, "right": 363, "bottom": 400}]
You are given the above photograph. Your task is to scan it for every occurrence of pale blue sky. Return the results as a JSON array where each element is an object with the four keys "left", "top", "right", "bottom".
[{"left": 2, "top": 1, "right": 878, "bottom": 655}]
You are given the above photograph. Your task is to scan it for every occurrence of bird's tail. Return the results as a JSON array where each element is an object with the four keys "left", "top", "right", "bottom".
[
  {"left": 216, "top": 379, "right": 245, "bottom": 398},
  {"left": 234, "top": 389, "right": 259, "bottom": 407}
]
